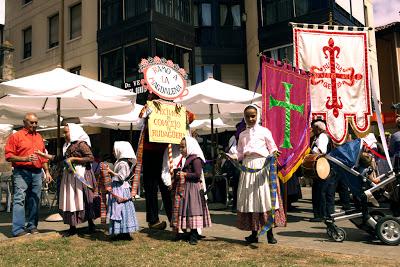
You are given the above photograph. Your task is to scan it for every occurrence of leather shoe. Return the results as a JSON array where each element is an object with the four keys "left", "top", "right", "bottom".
[
  {"left": 14, "top": 231, "right": 30, "bottom": 237},
  {"left": 245, "top": 234, "right": 258, "bottom": 244},
  {"left": 267, "top": 236, "right": 277, "bottom": 244},
  {"left": 189, "top": 231, "right": 198, "bottom": 245},
  {"left": 149, "top": 221, "right": 167, "bottom": 230},
  {"left": 28, "top": 228, "right": 39, "bottom": 235}
]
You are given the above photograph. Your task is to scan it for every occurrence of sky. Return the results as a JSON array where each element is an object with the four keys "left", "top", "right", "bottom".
[{"left": 373, "top": 0, "right": 400, "bottom": 27}]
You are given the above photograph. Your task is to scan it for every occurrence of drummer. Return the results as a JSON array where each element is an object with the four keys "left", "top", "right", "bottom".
[{"left": 310, "top": 120, "right": 335, "bottom": 222}]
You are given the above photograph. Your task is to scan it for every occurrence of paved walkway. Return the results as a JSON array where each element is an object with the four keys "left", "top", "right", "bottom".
[{"left": 0, "top": 187, "right": 399, "bottom": 260}]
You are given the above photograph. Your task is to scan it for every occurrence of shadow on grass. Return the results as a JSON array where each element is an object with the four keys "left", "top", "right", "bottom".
[
  {"left": 0, "top": 225, "right": 57, "bottom": 238},
  {"left": 207, "top": 235, "right": 259, "bottom": 249},
  {"left": 139, "top": 227, "right": 175, "bottom": 242}
]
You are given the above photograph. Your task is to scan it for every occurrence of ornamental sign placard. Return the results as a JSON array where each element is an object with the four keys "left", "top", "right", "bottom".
[
  {"left": 147, "top": 101, "right": 187, "bottom": 144},
  {"left": 139, "top": 56, "right": 189, "bottom": 100}
]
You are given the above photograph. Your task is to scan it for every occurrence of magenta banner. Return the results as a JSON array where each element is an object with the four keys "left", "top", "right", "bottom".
[{"left": 262, "top": 58, "right": 311, "bottom": 182}]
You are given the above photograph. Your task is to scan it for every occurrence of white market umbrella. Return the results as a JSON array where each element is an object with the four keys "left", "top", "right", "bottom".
[
  {"left": 81, "top": 104, "right": 144, "bottom": 130},
  {"left": 0, "top": 107, "right": 59, "bottom": 126},
  {"left": 190, "top": 117, "right": 235, "bottom": 134},
  {"left": 175, "top": 78, "right": 261, "bottom": 119},
  {"left": 0, "top": 68, "right": 136, "bottom": 117},
  {"left": 175, "top": 78, "right": 260, "bottom": 178}
]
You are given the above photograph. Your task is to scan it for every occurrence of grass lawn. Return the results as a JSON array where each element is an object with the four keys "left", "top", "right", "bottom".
[{"left": 0, "top": 229, "right": 397, "bottom": 267}]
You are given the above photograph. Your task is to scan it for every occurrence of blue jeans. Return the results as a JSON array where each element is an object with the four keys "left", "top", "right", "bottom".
[{"left": 12, "top": 168, "right": 42, "bottom": 236}]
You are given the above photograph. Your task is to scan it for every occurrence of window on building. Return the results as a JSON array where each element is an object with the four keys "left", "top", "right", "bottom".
[
  {"left": 155, "top": 0, "right": 173, "bottom": 18},
  {"left": 193, "top": 4, "right": 199, "bottom": 26},
  {"left": 263, "top": 0, "right": 293, "bottom": 25},
  {"left": 69, "top": 66, "right": 81, "bottom": 75},
  {"left": 264, "top": 44, "right": 293, "bottom": 64},
  {"left": 23, "top": 26, "right": 32, "bottom": 59},
  {"left": 156, "top": 40, "right": 175, "bottom": 61},
  {"left": 48, "top": 13, "right": 59, "bottom": 48},
  {"left": 174, "top": 0, "right": 191, "bottom": 23},
  {"left": 195, "top": 65, "right": 213, "bottom": 83},
  {"left": 101, "top": 49, "right": 123, "bottom": 88},
  {"left": 155, "top": 40, "right": 192, "bottom": 79},
  {"left": 294, "top": 0, "right": 309, "bottom": 17},
  {"left": 220, "top": 4, "right": 241, "bottom": 27},
  {"left": 125, "top": 0, "right": 148, "bottom": 19},
  {"left": 70, "top": 3, "right": 81, "bottom": 39},
  {"left": 175, "top": 45, "right": 192, "bottom": 78},
  {"left": 125, "top": 40, "right": 149, "bottom": 83},
  {"left": 101, "top": 0, "right": 122, "bottom": 28},
  {"left": 200, "top": 3, "right": 212, "bottom": 26}
]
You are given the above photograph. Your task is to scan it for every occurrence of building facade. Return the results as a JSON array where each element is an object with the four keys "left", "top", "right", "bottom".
[
  {"left": 4, "top": 0, "right": 98, "bottom": 79},
  {"left": 97, "top": 0, "right": 195, "bottom": 105},
  {"left": 375, "top": 22, "right": 400, "bottom": 125}
]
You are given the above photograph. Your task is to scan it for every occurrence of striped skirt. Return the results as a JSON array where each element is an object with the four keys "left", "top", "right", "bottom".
[
  {"left": 108, "top": 182, "right": 139, "bottom": 235},
  {"left": 173, "top": 182, "right": 212, "bottom": 230}
]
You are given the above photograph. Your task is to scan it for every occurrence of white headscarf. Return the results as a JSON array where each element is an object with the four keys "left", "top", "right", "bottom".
[
  {"left": 244, "top": 104, "right": 261, "bottom": 128},
  {"left": 113, "top": 141, "right": 137, "bottom": 165},
  {"left": 184, "top": 135, "right": 206, "bottom": 163},
  {"left": 68, "top": 123, "right": 91, "bottom": 146},
  {"left": 63, "top": 123, "right": 91, "bottom": 155}
]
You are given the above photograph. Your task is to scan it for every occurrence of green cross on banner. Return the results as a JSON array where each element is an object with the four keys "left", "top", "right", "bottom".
[{"left": 269, "top": 82, "right": 304, "bottom": 149}]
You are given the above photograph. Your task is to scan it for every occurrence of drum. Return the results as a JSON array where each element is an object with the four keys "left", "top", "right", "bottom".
[{"left": 301, "top": 154, "right": 330, "bottom": 180}]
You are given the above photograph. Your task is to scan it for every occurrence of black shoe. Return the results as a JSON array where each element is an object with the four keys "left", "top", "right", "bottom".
[
  {"left": 267, "top": 229, "right": 277, "bottom": 244},
  {"left": 62, "top": 227, "right": 77, "bottom": 237},
  {"left": 245, "top": 234, "right": 258, "bottom": 244},
  {"left": 149, "top": 221, "right": 167, "bottom": 230},
  {"left": 310, "top": 217, "right": 324, "bottom": 222},
  {"left": 197, "top": 234, "right": 206, "bottom": 240},
  {"left": 14, "top": 231, "right": 30, "bottom": 237},
  {"left": 267, "top": 236, "right": 277, "bottom": 244},
  {"left": 28, "top": 228, "right": 39, "bottom": 235},
  {"left": 189, "top": 232, "right": 198, "bottom": 245}
]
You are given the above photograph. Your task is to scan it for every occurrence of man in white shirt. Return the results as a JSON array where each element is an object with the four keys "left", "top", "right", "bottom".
[{"left": 310, "top": 120, "right": 335, "bottom": 222}]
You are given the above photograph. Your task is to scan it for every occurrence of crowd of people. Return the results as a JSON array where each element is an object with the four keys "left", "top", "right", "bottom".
[{"left": 3, "top": 100, "right": 399, "bottom": 245}]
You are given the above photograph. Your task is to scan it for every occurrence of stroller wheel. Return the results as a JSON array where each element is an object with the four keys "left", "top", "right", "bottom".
[
  {"left": 376, "top": 216, "right": 400, "bottom": 246},
  {"left": 332, "top": 227, "right": 346, "bottom": 242}
]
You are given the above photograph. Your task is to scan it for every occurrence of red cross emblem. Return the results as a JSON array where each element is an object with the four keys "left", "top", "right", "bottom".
[{"left": 310, "top": 38, "right": 363, "bottom": 117}]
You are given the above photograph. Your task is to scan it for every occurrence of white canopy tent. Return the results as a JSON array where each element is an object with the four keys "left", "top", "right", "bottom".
[
  {"left": 0, "top": 67, "right": 136, "bottom": 156},
  {"left": 175, "top": 78, "right": 262, "bottom": 120},
  {"left": 190, "top": 118, "right": 235, "bottom": 135},
  {"left": 0, "top": 68, "right": 136, "bottom": 117},
  {"left": 80, "top": 104, "right": 144, "bottom": 130}
]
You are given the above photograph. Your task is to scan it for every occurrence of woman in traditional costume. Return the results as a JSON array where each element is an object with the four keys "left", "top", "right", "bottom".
[
  {"left": 171, "top": 136, "right": 211, "bottom": 245},
  {"left": 38, "top": 123, "right": 98, "bottom": 236},
  {"left": 106, "top": 141, "right": 140, "bottom": 240},
  {"left": 231, "top": 104, "right": 281, "bottom": 244}
]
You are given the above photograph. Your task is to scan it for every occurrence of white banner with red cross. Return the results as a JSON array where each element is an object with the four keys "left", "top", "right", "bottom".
[{"left": 293, "top": 25, "right": 371, "bottom": 144}]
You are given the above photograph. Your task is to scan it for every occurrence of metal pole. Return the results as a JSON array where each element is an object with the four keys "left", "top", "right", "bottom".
[
  {"left": 57, "top": 97, "right": 61, "bottom": 157},
  {"left": 210, "top": 104, "right": 215, "bottom": 178},
  {"left": 129, "top": 122, "right": 133, "bottom": 144}
]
